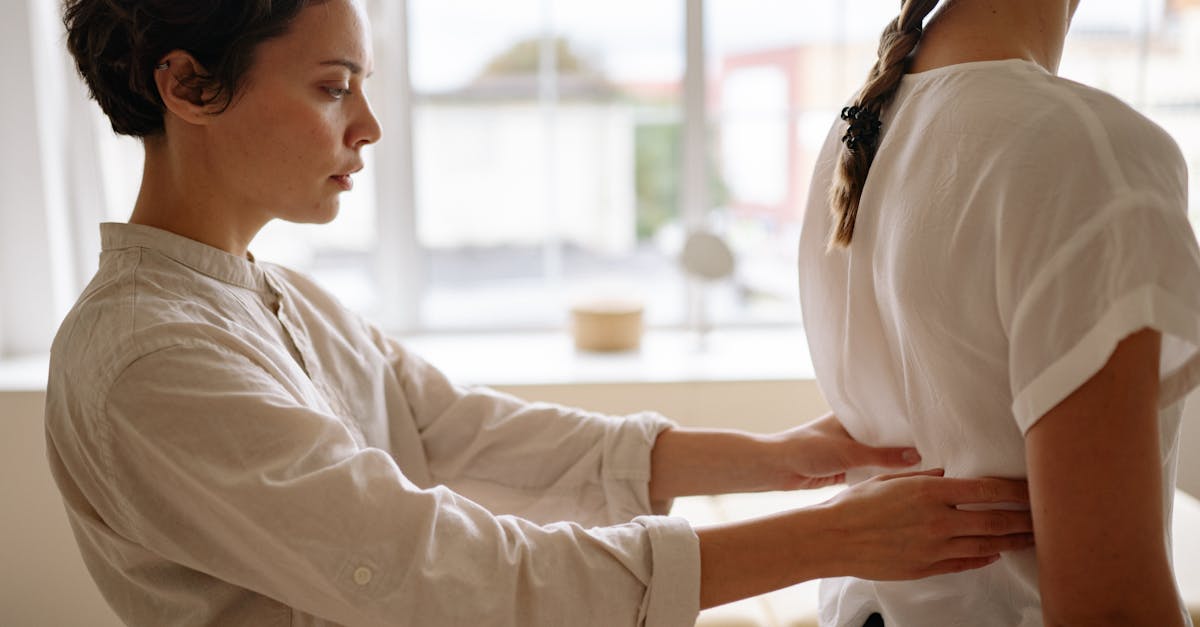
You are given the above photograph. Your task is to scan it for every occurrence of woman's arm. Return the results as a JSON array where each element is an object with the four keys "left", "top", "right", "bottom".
[
  {"left": 695, "top": 469, "right": 1035, "bottom": 608},
  {"left": 649, "top": 412, "right": 922, "bottom": 499},
  {"left": 1026, "top": 328, "right": 1186, "bottom": 626}
]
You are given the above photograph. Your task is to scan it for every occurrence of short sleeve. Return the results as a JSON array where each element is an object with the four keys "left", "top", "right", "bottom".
[{"left": 1004, "top": 193, "right": 1200, "bottom": 432}]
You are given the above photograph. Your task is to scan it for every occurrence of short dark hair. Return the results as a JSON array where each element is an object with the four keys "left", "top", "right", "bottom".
[{"left": 63, "top": 0, "right": 321, "bottom": 137}]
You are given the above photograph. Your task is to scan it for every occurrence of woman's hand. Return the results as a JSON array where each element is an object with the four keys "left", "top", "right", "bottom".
[
  {"left": 648, "top": 414, "right": 921, "bottom": 499},
  {"left": 696, "top": 468, "right": 1035, "bottom": 608},
  {"left": 816, "top": 469, "right": 1035, "bottom": 580},
  {"left": 760, "top": 412, "right": 922, "bottom": 490}
]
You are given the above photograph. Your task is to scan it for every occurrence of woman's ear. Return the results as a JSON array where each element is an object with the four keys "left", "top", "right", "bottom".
[{"left": 153, "top": 50, "right": 221, "bottom": 126}]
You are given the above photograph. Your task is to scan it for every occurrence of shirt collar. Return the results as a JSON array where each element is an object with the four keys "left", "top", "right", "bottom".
[{"left": 100, "top": 222, "right": 273, "bottom": 293}]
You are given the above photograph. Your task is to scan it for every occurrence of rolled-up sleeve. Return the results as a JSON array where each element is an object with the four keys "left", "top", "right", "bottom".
[
  {"left": 95, "top": 340, "right": 699, "bottom": 627},
  {"left": 1000, "top": 193, "right": 1200, "bottom": 433}
]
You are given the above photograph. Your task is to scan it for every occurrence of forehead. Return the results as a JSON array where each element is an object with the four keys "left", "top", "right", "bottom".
[{"left": 257, "top": 0, "right": 373, "bottom": 71}]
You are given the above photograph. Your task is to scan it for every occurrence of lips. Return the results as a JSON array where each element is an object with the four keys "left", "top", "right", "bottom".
[{"left": 330, "top": 161, "right": 363, "bottom": 191}]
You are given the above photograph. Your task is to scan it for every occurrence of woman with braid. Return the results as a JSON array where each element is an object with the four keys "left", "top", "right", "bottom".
[{"left": 799, "top": 0, "right": 1200, "bottom": 625}]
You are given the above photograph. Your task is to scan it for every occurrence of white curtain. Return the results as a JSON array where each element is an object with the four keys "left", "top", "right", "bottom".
[
  {"left": 0, "top": 0, "right": 109, "bottom": 358},
  {"left": 0, "top": 0, "right": 416, "bottom": 357}
]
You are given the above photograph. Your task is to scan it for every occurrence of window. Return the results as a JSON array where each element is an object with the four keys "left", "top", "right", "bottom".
[
  {"left": 1061, "top": 0, "right": 1200, "bottom": 223},
  {"left": 74, "top": 0, "right": 1200, "bottom": 339},
  {"left": 705, "top": 0, "right": 900, "bottom": 325},
  {"left": 408, "top": 0, "right": 688, "bottom": 330}
]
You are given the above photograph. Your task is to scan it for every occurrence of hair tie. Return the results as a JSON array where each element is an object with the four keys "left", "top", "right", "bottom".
[{"left": 840, "top": 105, "right": 882, "bottom": 152}]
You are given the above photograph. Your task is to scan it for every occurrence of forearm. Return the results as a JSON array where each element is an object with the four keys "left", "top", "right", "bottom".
[
  {"left": 648, "top": 427, "right": 780, "bottom": 500},
  {"left": 694, "top": 471, "right": 1036, "bottom": 609},
  {"left": 695, "top": 507, "right": 833, "bottom": 608},
  {"left": 648, "top": 415, "right": 923, "bottom": 500}
]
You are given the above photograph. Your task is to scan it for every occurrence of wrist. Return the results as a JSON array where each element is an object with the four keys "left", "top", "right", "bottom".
[
  {"left": 798, "top": 500, "right": 851, "bottom": 579},
  {"left": 650, "top": 428, "right": 787, "bottom": 498},
  {"left": 754, "top": 431, "right": 795, "bottom": 490}
]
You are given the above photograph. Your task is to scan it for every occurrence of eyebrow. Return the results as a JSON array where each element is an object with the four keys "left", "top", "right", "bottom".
[{"left": 319, "top": 59, "right": 372, "bottom": 77}]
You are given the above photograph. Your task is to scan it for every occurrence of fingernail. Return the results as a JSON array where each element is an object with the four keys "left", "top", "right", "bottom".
[{"left": 902, "top": 448, "right": 922, "bottom": 464}]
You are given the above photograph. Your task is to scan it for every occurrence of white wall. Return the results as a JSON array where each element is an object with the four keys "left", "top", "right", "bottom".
[
  {"left": 0, "top": 0, "right": 107, "bottom": 360},
  {"left": 1, "top": 390, "right": 122, "bottom": 627},
  {"left": 0, "top": 0, "right": 61, "bottom": 358},
  {"left": 4, "top": 381, "right": 1199, "bottom": 625},
  {"left": 1182, "top": 396, "right": 1200, "bottom": 499}
]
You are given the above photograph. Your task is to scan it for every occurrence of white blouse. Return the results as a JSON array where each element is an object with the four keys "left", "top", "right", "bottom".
[
  {"left": 799, "top": 59, "right": 1200, "bottom": 627},
  {"left": 45, "top": 223, "right": 700, "bottom": 627}
]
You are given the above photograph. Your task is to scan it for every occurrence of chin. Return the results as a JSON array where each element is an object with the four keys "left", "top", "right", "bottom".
[
  {"left": 311, "top": 208, "right": 341, "bottom": 225},
  {"left": 293, "top": 199, "right": 342, "bottom": 225}
]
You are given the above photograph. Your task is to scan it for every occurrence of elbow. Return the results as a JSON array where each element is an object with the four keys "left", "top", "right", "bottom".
[{"left": 1038, "top": 560, "right": 1186, "bottom": 627}]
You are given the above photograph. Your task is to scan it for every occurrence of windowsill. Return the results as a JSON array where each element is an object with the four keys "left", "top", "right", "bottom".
[
  {"left": 0, "top": 327, "right": 815, "bottom": 393},
  {"left": 0, "top": 355, "right": 50, "bottom": 393},
  {"left": 402, "top": 326, "right": 815, "bottom": 387}
]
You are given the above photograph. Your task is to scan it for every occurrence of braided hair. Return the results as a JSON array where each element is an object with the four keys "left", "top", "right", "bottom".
[{"left": 827, "top": 0, "right": 940, "bottom": 249}]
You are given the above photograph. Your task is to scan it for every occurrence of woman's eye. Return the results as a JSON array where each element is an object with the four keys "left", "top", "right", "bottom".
[{"left": 324, "top": 86, "right": 352, "bottom": 100}]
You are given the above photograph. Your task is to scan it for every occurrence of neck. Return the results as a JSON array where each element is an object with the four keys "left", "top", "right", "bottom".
[
  {"left": 129, "top": 133, "right": 267, "bottom": 259},
  {"left": 909, "top": 0, "right": 1078, "bottom": 75}
]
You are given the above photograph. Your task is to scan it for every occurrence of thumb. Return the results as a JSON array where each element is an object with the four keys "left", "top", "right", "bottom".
[{"left": 847, "top": 443, "right": 922, "bottom": 468}]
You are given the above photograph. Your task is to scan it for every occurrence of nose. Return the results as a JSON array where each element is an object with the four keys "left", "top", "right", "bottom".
[{"left": 350, "top": 94, "right": 383, "bottom": 148}]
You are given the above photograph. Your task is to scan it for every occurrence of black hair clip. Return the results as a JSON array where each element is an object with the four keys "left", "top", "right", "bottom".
[{"left": 840, "top": 105, "right": 882, "bottom": 152}]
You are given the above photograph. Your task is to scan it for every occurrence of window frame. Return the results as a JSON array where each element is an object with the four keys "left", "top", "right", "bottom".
[{"left": 371, "top": 0, "right": 714, "bottom": 334}]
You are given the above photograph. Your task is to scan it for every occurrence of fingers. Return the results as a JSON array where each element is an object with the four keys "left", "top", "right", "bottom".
[
  {"left": 941, "top": 533, "right": 1035, "bottom": 560},
  {"left": 920, "top": 533, "right": 1034, "bottom": 577},
  {"left": 852, "top": 444, "right": 923, "bottom": 468},
  {"left": 930, "top": 477, "right": 1030, "bottom": 505},
  {"left": 945, "top": 509, "right": 1035, "bottom": 537},
  {"left": 873, "top": 471, "right": 1029, "bottom": 505},
  {"left": 812, "top": 473, "right": 845, "bottom": 487},
  {"left": 781, "top": 473, "right": 845, "bottom": 490},
  {"left": 920, "top": 555, "right": 1002, "bottom": 578},
  {"left": 875, "top": 467, "right": 945, "bottom": 480},
  {"left": 826, "top": 471, "right": 1036, "bottom": 582}
]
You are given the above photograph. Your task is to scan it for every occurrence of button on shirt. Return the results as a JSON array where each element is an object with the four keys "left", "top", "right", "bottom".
[{"left": 45, "top": 223, "right": 700, "bottom": 627}]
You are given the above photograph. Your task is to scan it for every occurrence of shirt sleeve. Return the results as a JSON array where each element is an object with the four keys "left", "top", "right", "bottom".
[
  {"left": 996, "top": 119, "right": 1200, "bottom": 431},
  {"left": 99, "top": 340, "right": 700, "bottom": 627},
  {"left": 361, "top": 321, "right": 678, "bottom": 526}
]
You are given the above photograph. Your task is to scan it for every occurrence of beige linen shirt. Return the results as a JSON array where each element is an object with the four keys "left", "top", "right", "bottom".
[{"left": 45, "top": 223, "right": 700, "bottom": 627}]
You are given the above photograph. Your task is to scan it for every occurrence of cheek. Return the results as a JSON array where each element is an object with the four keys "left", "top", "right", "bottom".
[
  {"left": 213, "top": 105, "right": 280, "bottom": 173},
  {"left": 221, "top": 101, "right": 338, "bottom": 187}
]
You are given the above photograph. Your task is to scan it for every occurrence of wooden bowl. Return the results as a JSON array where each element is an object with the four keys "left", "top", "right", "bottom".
[{"left": 570, "top": 300, "right": 644, "bottom": 352}]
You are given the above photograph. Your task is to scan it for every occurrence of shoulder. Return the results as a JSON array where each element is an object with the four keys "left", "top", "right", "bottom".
[
  {"left": 914, "top": 64, "right": 1189, "bottom": 228},
  {"left": 997, "top": 71, "right": 1184, "bottom": 198},
  {"left": 48, "top": 250, "right": 264, "bottom": 410},
  {"left": 911, "top": 61, "right": 1183, "bottom": 186}
]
